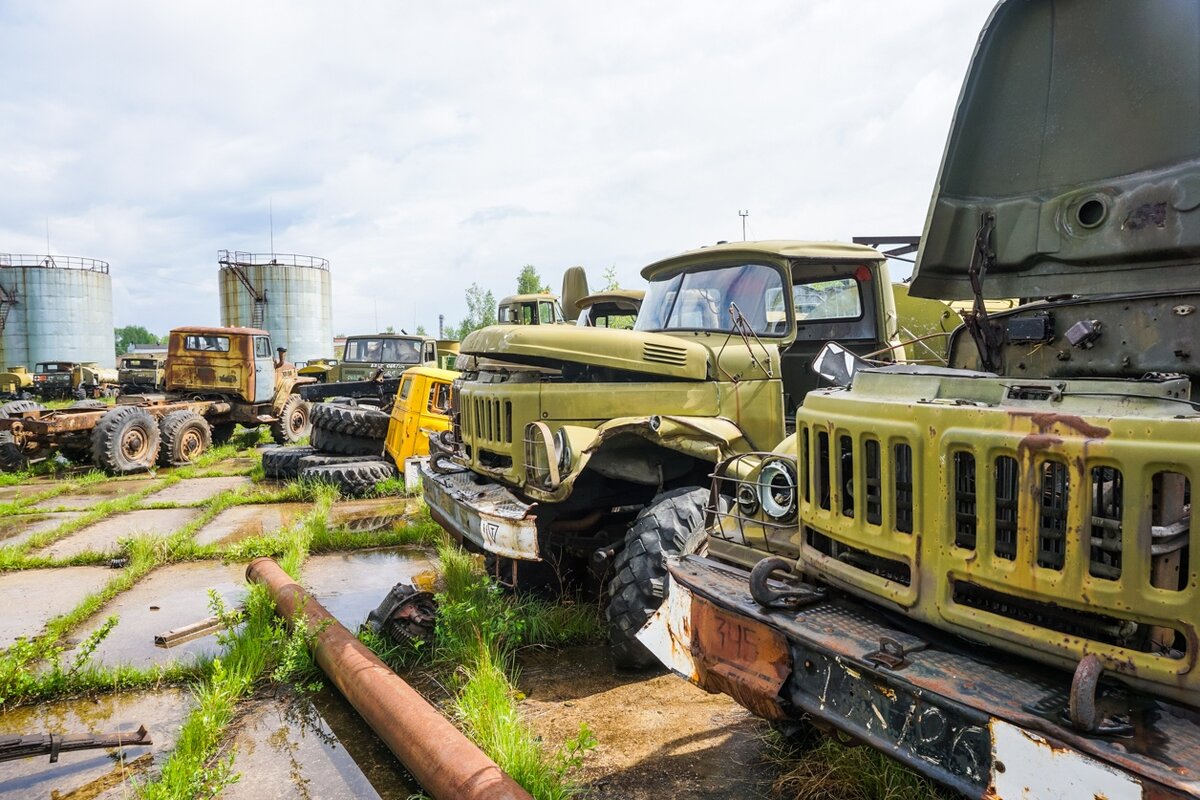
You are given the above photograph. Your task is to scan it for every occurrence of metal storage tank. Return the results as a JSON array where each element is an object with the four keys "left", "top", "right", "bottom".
[
  {"left": 218, "top": 250, "right": 333, "bottom": 363},
  {"left": 0, "top": 254, "right": 116, "bottom": 369}
]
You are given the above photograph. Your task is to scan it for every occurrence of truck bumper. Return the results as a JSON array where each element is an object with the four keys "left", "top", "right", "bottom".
[
  {"left": 639, "top": 555, "right": 1199, "bottom": 800},
  {"left": 420, "top": 464, "right": 541, "bottom": 560}
]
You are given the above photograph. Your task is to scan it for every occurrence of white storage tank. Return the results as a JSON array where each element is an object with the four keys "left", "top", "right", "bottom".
[
  {"left": 0, "top": 254, "right": 116, "bottom": 369},
  {"left": 218, "top": 250, "right": 333, "bottom": 363}
]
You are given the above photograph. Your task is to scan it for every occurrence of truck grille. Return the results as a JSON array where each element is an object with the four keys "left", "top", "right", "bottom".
[{"left": 462, "top": 396, "right": 512, "bottom": 447}]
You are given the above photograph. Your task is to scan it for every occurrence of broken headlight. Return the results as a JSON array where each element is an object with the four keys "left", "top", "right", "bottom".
[{"left": 758, "top": 458, "right": 797, "bottom": 522}]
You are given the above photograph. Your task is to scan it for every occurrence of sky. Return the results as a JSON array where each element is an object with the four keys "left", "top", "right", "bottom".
[{"left": 0, "top": 0, "right": 996, "bottom": 338}]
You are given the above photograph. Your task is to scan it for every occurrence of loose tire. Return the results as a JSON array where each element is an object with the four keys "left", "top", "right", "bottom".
[
  {"left": 158, "top": 410, "right": 211, "bottom": 467},
  {"left": 91, "top": 406, "right": 161, "bottom": 474},
  {"left": 0, "top": 400, "right": 46, "bottom": 418},
  {"left": 605, "top": 486, "right": 708, "bottom": 670},
  {"left": 69, "top": 399, "right": 108, "bottom": 410},
  {"left": 210, "top": 422, "right": 237, "bottom": 446},
  {"left": 311, "top": 425, "right": 384, "bottom": 457},
  {"left": 262, "top": 446, "right": 319, "bottom": 481},
  {"left": 299, "top": 459, "right": 397, "bottom": 496},
  {"left": 270, "top": 394, "right": 310, "bottom": 445},
  {"left": 310, "top": 402, "right": 390, "bottom": 440}
]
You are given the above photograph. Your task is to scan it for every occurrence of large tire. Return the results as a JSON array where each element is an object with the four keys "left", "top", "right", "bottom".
[
  {"left": 299, "top": 459, "right": 397, "bottom": 496},
  {"left": 605, "top": 486, "right": 708, "bottom": 670},
  {"left": 270, "top": 394, "right": 311, "bottom": 445},
  {"left": 158, "top": 410, "right": 211, "bottom": 467},
  {"left": 262, "top": 446, "right": 319, "bottom": 480},
  {"left": 91, "top": 406, "right": 161, "bottom": 474},
  {"left": 70, "top": 399, "right": 107, "bottom": 410},
  {"left": 0, "top": 442, "right": 27, "bottom": 471},
  {"left": 311, "top": 425, "right": 384, "bottom": 457},
  {"left": 310, "top": 402, "right": 390, "bottom": 440},
  {"left": 0, "top": 400, "right": 46, "bottom": 418}
]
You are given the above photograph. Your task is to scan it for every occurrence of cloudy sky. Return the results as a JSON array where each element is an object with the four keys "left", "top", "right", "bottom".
[{"left": 0, "top": 0, "right": 995, "bottom": 339}]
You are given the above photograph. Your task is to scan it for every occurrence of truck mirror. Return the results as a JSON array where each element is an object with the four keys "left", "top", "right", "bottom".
[{"left": 812, "top": 341, "right": 870, "bottom": 387}]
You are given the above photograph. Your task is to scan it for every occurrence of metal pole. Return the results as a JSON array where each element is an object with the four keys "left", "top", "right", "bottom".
[
  {"left": 738, "top": 210, "right": 749, "bottom": 241},
  {"left": 246, "top": 558, "right": 532, "bottom": 800}
]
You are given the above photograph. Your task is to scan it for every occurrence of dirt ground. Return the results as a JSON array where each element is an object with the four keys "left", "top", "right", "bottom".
[{"left": 519, "top": 645, "right": 779, "bottom": 799}]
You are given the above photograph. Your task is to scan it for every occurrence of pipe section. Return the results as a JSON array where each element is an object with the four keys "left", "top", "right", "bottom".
[{"left": 246, "top": 557, "right": 532, "bottom": 800}]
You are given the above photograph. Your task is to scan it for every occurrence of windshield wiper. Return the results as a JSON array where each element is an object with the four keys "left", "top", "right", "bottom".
[{"left": 715, "top": 302, "right": 775, "bottom": 380}]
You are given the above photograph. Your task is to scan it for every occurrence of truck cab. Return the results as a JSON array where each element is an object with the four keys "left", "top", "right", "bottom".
[
  {"left": 164, "top": 326, "right": 291, "bottom": 405},
  {"left": 118, "top": 354, "right": 166, "bottom": 392},
  {"left": 384, "top": 366, "right": 457, "bottom": 466},
  {"left": 336, "top": 334, "right": 437, "bottom": 382},
  {"left": 497, "top": 294, "right": 565, "bottom": 325}
]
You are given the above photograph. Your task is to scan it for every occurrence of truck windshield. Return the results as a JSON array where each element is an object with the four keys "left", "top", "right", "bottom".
[
  {"left": 36, "top": 363, "right": 66, "bottom": 372},
  {"left": 344, "top": 338, "right": 421, "bottom": 364},
  {"left": 635, "top": 263, "right": 786, "bottom": 336},
  {"left": 123, "top": 359, "right": 157, "bottom": 368}
]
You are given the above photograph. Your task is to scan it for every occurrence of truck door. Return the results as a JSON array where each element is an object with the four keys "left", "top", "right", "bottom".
[{"left": 253, "top": 336, "right": 275, "bottom": 403}]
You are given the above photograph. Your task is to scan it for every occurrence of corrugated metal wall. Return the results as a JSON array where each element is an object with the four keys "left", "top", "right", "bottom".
[
  {"left": 218, "top": 253, "right": 333, "bottom": 363},
  {"left": 0, "top": 256, "right": 116, "bottom": 368}
]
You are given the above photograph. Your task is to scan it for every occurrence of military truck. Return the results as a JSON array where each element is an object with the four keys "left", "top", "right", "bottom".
[
  {"left": 31, "top": 362, "right": 119, "bottom": 400},
  {"left": 497, "top": 266, "right": 592, "bottom": 326},
  {"left": 0, "top": 326, "right": 311, "bottom": 472},
  {"left": 297, "top": 333, "right": 438, "bottom": 406},
  {"left": 117, "top": 354, "right": 166, "bottom": 393},
  {"left": 0, "top": 367, "right": 32, "bottom": 398},
  {"left": 422, "top": 240, "right": 905, "bottom": 665},
  {"left": 640, "top": 2, "right": 1200, "bottom": 797}
]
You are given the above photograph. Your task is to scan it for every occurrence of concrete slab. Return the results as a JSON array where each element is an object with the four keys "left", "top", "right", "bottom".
[
  {"left": 0, "top": 511, "right": 83, "bottom": 548},
  {"left": 68, "top": 561, "right": 247, "bottom": 669},
  {"left": 194, "top": 456, "right": 257, "bottom": 476},
  {"left": 301, "top": 548, "right": 436, "bottom": 631},
  {"left": 39, "top": 507, "right": 200, "bottom": 560},
  {"left": 144, "top": 476, "right": 252, "bottom": 506},
  {"left": 0, "top": 481, "right": 63, "bottom": 502},
  {"left": 0, "top": 689, "right": 192, "bottom": 800},
  {"left": 222, "top": 689, "right": 418, "bottom": 800},
  {"left": 31, "top": 477, "right": 163, "bottom": 511},
  {"left": 192, "top": 503, "right": 308, "bottom": 547},
  {"left": 0, "top": 566, "right": 112, "bottom": 647}
]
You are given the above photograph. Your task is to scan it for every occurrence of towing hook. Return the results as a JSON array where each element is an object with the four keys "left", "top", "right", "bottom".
[
  {"left": 749, "top": 557, "right": 808, "bottom": 607},
  {"left": 1068, "top": 653, "right": 1134, "bottom": 737}
]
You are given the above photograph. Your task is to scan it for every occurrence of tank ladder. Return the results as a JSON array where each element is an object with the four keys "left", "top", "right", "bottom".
[
  {"left": 0, "top": 283, "right": 18, "bottom": 333},
  {"left": 218, "top": 252, "right": 268, "bottom": 328}
]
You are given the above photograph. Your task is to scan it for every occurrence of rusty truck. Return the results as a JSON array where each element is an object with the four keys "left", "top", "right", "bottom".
[
  {"left": 0, "top": 326, "right": 311, "bottom": 472},
  {"left": 639, "top": 2, "right": 1200, "bottom": 797}
]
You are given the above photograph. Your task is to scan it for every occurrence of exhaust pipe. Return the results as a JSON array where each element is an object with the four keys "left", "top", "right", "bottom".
[{"left": 246, "top": 557, "right": 532, "bottom": 800}]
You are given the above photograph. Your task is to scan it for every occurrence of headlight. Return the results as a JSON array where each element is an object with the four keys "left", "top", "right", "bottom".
[
  {"left": 735, "top": 481, "right": 759, "bottom": 517},
  {"left": 759, "top": 459, "right": 798, "bottom": 522}
]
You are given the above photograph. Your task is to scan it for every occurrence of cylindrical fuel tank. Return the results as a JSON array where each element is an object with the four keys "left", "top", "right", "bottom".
[
  {"left": 218, "top": 251, "right": 333, "bottom": 363},
  {"left": 0, "top": 254, "right": 116, "bottom": 369}
]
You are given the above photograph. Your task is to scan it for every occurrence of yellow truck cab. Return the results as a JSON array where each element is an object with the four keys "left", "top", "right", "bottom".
[{"left": 384, "top": 366, "right": 456, "bottom": 467}]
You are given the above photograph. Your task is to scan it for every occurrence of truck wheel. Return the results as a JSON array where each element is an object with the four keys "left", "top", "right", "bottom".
[
  {"left": 310, "top": 402, "right": 390, "bottom": 440},
  {"left": 210, "top": 422, "right": 237, "bottom": 446},
  {"left": 0, "top": 400, "right": 46, "bottom": 418},
  {"left": 159, "top": 410, "right": 212, "bottom": 467},
  {"left": 605, "top": 486, "right": 708, "bottom": 670},
  {"left": 299, "top": 459, "right": 397, "bottom": 496},
  {"left": 270, "top": 395, "right": 310, "bottom": 445},
  {"left": 311, "top": 425, "right": 384, "bottom": 457},
  {"left": 92, "top": 406, "right": 161, "bottom": 474},
  {"left": 262, "top": 445, "right": 319, "bottom": 480},
  {"left": 0, "top": 443, "right": 27, "bottom": 471}
]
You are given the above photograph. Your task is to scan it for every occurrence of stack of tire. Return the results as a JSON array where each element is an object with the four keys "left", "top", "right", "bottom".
[{"left": 261, "top": 401, "right": 397, "bottom": 496}]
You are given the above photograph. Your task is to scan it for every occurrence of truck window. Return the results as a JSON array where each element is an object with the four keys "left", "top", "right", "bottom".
[
  {"left": 184, "top": 335, "right": 230, "bottom": 352},
  {"left": 254, "top": 337, "right": 272, "bottom": 358},
  {"left": 539, "top": 301, "right": 555, "bottom": 324},
  {"left": 424, "top": 342, "right": 436, "bottom": 362},
  {"left": 794, "top": 277, "right": 863, "bottom": 322},
  {"left": 428, "top": 382, "right": 450, "bottom": 414},
  {"left": 636, "top": 263, "right": 784, "bottom": 337},
  {"left": 398, "top": 376, "right": 413, "bottom": 402}
]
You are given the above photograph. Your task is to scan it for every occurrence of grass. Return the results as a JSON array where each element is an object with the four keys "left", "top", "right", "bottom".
[{"left": 765, "top": 728, "right": 949, "bottom": 800}]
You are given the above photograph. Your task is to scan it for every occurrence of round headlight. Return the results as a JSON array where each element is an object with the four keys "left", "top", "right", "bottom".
[{"left": 759, "top": 459, "right": 798, "bottom": 522}]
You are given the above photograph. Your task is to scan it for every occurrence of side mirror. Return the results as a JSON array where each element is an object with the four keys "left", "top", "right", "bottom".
[{"left": 812, "top": 341, "right": 870, "bottom": 387}]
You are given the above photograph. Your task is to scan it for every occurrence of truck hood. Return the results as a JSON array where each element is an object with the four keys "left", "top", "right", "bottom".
[
  {"left": 913, "top": 0, "right": 1200, "bottom": 300},
  {"left": 460, "top": 325, "right": 710, "bottom": 380}
]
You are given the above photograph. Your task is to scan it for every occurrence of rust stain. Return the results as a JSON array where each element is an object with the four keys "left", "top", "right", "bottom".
[
  {"left": 1010, "top": 410, "right": 1111, "bottom": 439},
  {"left": 691, "top": 599, "right": 791, "bottom": 720}
]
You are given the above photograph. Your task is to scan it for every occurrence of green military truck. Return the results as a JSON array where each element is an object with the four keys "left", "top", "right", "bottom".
[
  {"left": 297, "top": 333, "right": 438, "bottom": 406},
  {"left": 639, "top": 2, "right": 1200, "bottom": 797},
  {"left": 117, "top": 353, "right": 166, "bottom": 393},
  {"left": 422, "top": 240, "right": 906, "bottom": 666},
  {"left": 32, "top": 362, "right": 119, "bottom": 400}
]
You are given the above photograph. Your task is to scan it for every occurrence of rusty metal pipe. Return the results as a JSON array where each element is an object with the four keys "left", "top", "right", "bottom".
[{"left": 246, "top": 557, "right": 532, "bottom": 800}]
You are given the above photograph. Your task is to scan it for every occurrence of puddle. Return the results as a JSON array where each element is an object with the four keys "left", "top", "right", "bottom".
[
  {"left": 328, "top": 498, "right": 419, "bottom": 533},
  {"left": 38, "top": 508, "right": 201, "bottom": 560},
  {"left": 301, "top": 549, "right": 436, "bottom": 631},
  {"left": 186, "top": 456, "right": 257, "bottom": 476},
  {"left": 0, "top": 566, "right": 112, "bottom": 648},
  {"left": 0, "top": 481, "right": 64, "bottom": 503},
  {"left": 144, "top": 476, "right": 253, "bottom": 506},
  {"left": 193, "top": 503, "right": 309, "bottom": 547},
  {"left": 0, "top": 512, "right": 83, "bottom": 548},
  {"left": 222, "top": 688, "right": 419, "bottom": 799},
  {"left": 0, "top": 688, "right": 191, "bottom": 800},
  {"left": 68, "top": 561, "right": 247, "bottom": 669},
  {"left": 31, "top": 478, "right": 163, "bottom": 511}
]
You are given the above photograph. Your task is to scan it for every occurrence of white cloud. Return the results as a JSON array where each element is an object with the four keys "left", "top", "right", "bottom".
[{"left": 0, "top": 0, "right": 995, "bottom": 339}]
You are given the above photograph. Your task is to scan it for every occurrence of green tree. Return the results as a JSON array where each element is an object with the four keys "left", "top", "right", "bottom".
[
  {"left": 449, "top": 282, "right": 497, "bottom": 339},
  {"left": 415, "top": 324, "right": 428, "bottom": 336},
  {"left": 516, "top": 265, "right": 550, "bottom": 294},
  {"left": 601, "top": 265, "right": 620, "bottom": 291},
  {"left": 114, "top": 325, "right": 162, "bottom": 355}
]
